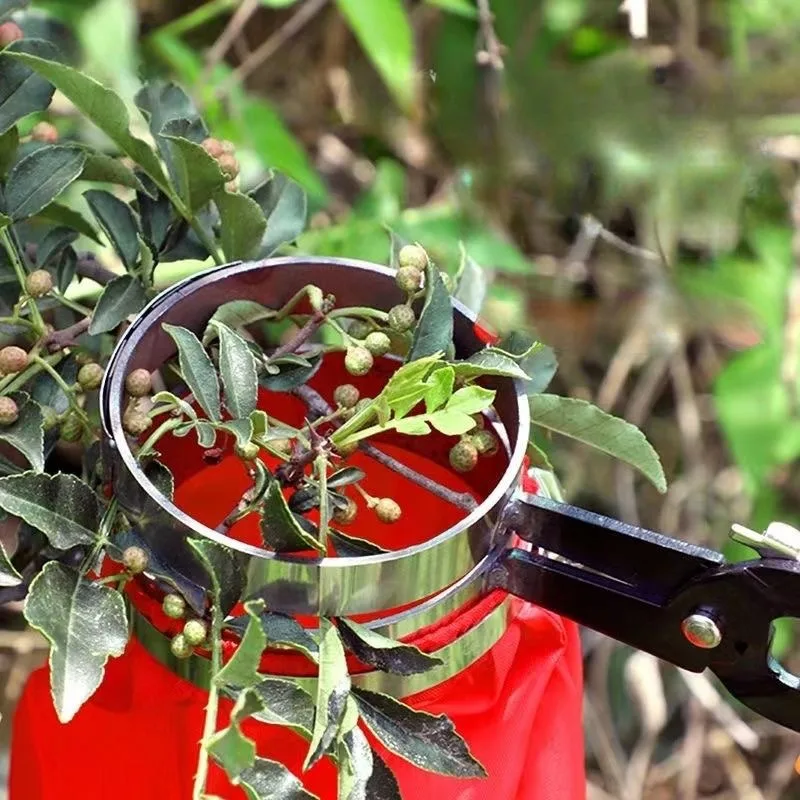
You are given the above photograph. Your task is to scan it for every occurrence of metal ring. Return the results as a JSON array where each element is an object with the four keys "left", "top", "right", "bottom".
[{"left": 100, "top": 257, "right": 530, "bottom": 616}]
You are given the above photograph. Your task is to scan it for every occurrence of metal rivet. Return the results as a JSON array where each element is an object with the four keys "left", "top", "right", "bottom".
[{"left": 681, "top": 612, "right": 722, "bottom": 649}]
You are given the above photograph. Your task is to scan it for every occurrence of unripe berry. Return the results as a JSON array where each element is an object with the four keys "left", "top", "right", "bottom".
[
  {"left": 162, "top": 593, "right": 186, "bottom": 619},
  {"left": 123, "top": 409, "right": 151, "bottom": 437},
  {"left": 344, "top": 346, "right": 373, "bottom": 377},
  {"left": 170, "top": 633, "right": 193, "bottom": 659},
  {"left": 217, "top": 152, "right": 239, "bottom": 180},
  {"left": 60, "top": 412, "right": 83, "bottom": 442},
  {"left": 395, "top": 266, "right": 422, "bottom": 294},
  {"left": 375, "top": 497, "right": 402, "bottom": 524},
  {"left": 0, "top": 397, "right": 18, "bottom": 426},
  {"left": 183, "top": 619, "right": 207, "bottom": 646},
  {"left": 449, "top": 440, "right": 478, "bottom": 473},
  {"left": 398, "top": 244, "right": 427, "bottom": 271},
  {"left": 25, "top": 268, "right": 53, "bottom": 297},
  {"left": 77, "top": 362, "right": 104, "bottom": 391},
  {"left": 387, "top": 304, "right": 415, "bottom": 333},
  {"left": 0, "top": 346, "right": 28, "bottom": 375},
  {"left": 0, "top": 21, "right": 23, "bottom": 47},
  {"left": 470, "top": 429, "right": 499, "bottom": 457},
  {"left": 201, "top": 137, "right": 224, "bottom": 158},
  {"left": 225, "top": 179, "right": 238, "bottom": 192},
  {"left": 364, "top": 331, "right": 391, "bottom": 357},
  {"left": 270, "top": 438, "right": 292, "bottom": 455},
  {"left": 348, "top": 320, "right": 371, "bottom": 340},
  {"left": 30, "top": 122, "right": 58, "bottom": 144},
  {"left": 125, "top": 368, "right": 152, "bottom": 398},
  {"left": 41, "top": 405, "right": 59, "bottom": 431},
  {"left": 122, "top": 545, "right": 148, "bottom": 574},
  {"left": 221, "top": 140, "right": 236, "bottom": 154},
  {"left": 235, "top": 441, "right": 260, "bottom": 461},
  {"left": 353, "top": 398, "right": 372, "bottom": 414},
  {"left": 332, "top": 497, "right": 358, "bottom": 525},
  {"left": 333, "top": 383, "right": 359, "bottom": 409}
]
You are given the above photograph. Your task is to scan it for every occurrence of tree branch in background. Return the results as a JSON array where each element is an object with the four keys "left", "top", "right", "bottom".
[{"left": 476, "top": 0, "right": 504, "bottom": 70}]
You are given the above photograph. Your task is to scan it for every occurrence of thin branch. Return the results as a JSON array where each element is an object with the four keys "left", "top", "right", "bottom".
[
  {"left": 476, "top": 0, "right": 504, "bottom": 70},
  {"left": 25, "top": 243, "right": 117, "bottom": 286},
  {"left": 217, "top": 0, "right": 330, "bottom": 95},
  {"left": 44, "top": 317, "right": 92, "bottom": 352},
  {"left": 203, "top": 0, "right": 259, "bottom": 81},
  {"left": 267, "top": 307, "right": 328, "bottom": 363},
  {"left": 292, "top": 384, "right": 477, "bottom": 513}
]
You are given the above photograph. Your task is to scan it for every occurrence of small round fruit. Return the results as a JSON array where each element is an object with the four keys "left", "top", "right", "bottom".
[
  {"left": 235, "top": 441, "right": 260, "bottom": 461},
  {"left": 30, "top": 122, "right": 58, "bottom": 144},
  {"left": 25, "top": 268, "right": 53, "bottom": 297},
  {"left": 395, "top": 265, "right": 422, "bottom": 294},
  {"left": 183, "top": 619, "right": 207, "bottom": 646},
  {"left": 41, "top": 405, "right": 59, "bottom": 431},
  {"left": 123, "top": 409, "right": 151, "bottom": 437},
  {"left": 0, "top": 397, "right": 18, "bottom": 426},
  {"left": 217, "top": 152, "right": 239, "bottom": 180},
  {"left": 353, "top": 398, "right": 372, "bottom": 414},
  {"left": 387, "top": 304, "right": 415, "bottom": 333},
  {"left": 364, "top": 331, "right": 391, "bottom": 357},
  {"left": 220, "top": 140, "right": 236, "bottom": 154},
  {"left": 344, "top": 346, "right": 373, "bottom": 377},
  {"left": 122, "top": 545, "right": 148, "bottom": 574},
  {"left": 125, "top": 368, "right": 152, "bottom": 398},
  {"left": 398, "top": 244, "right": 427, "bottom": 271},
  {"left": 0, "top": 346, "right": 28, "bottom": 375},
  {"left": 170, "top": 633, "right": 193, "bottom": 660},
  {"left": 449, "top": 440, "right": 478, "bottom": 473},
  {"left": 201, "top": 137, "right": 224, "bottom": 158},
  {"left": 471, "top": 413, "right": 486, "bottom": 430},
  {"left": 225, "top": 179, "right": 238, "bottom": 192},
  {"left": 333, "top": 497, "right": 358, "bottom": 525},
  {"left": 348, "top": 320, "right": 371, "bottom": 340},
  {"left": 470, "top": 429, "right": 499, "bottom": 457},
  {"left": 59, "top": 412, "right": 82, "bottom": 442},
  {"left": 77, "top": 362, "right": 104, "bottom": 391},
  {"left": 333, "top": 383, "right": 359, "bottom": 409},
  {"left": 0, "top": 21, "right": 23, "bottom": 46},
  {"left": 163, "top": 593, "right": 186, "bottom": 619},
  {"left": 375, "top": 498, "right": 402, "bottom": 524}
]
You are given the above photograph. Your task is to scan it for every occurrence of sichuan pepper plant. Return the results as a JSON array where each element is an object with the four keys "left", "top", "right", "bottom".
[{"left": 0, "top": 16, "right": 668, "bottom": 800}]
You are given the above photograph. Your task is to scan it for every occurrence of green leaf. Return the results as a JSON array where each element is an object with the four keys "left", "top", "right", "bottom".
[
  {"left": 352, "top": 687, "right": 485, "bottom": 778},
  {"left": 249, "top": 174, "right": 307, "bottom": 256},
  {"left": 7, "top": 52, "right": 169, "bottom": 191},
  {"left": 80, "top": 152, "right": 144, "bottom": 192},
  {"left": 305, "top": 618, "right": 351, "bottom": 770},
  {"left": 454, "top": 350, "right": 530, "bottom": 382},
  {"left": 161, "top": 132, "right": 226, "bottom": 212},
  {"left": 393, "top": 417, "right": 431, "bottom": 435},
  {"left": 241, "top": 99, "right": 327, "bottom": 202},
  {"left": 365, "top": 748, "right": 402, "bottom": 800},
  {"left": 335, "top": 0, "right": 415, "bottom": 112},
  {"left": 35, "top": 202, "right": 102, "bottom": 243},
  {"left": 144, "top": 459, "right": 174, "bottom": 501},
  {"left": 203, "top": 301, "right": 276, "bottom": 345},
  {"left": 529, "top": 394, "right": 667, "bottom": 493},
  {"left": 339, "top": 618, "right": 442, "bottom": 675},
  {"left": 163, "top": 324, "right": 221, "bottom": 421},
  {"left": 338, "top": 726, "right": 373, "bottom": 800},
  {"left": 212, "top": 321, "right": 259, "bottom": 419},
  {"left": 84, "top": 189, "right": 141, "bottom": 272},
  {"left": 24, "top": 562, "right": 128, "bottom": 723},
  {"left": 453, "top": 251, "right": 488, "bottom": 314},
  {"left": 497, "top": 333, "right": 558, "bottom": 394},
  {"left": 0, "top": 126, "right": 18, "bottom": 176},
  {"left": 215, "top": 599, "right": 266, "bottom": 689},
  {"left": 258, "top": 0, "right": 300, "bottom": 6},
  {"left": 0, "top": 539, "right": 21, "bottom": 587},
  {"left": 407, "top": 259, "right": 453, "bottom": 361},
  {"left": 259, "top": 353, "right": 321, "bottom": 392},
  {"left": 5, "top": 145, "right": 87, "bottom": 220},
  {"left": 226, "top": 610, "right": 319, "bottom": 662},
  {"left": 424, "top": 0, "right": 477, "bottom": 18},
  {"left": 329, "top": 530, "right": 388, "bottom": 557},
  {"left": 423, "top": 366, "right": 454, "bottom": 413},
  {"left": 250, "top": 678, "right": 316, "bottom": 738},
  {"left": 88, "top": 274, "right": 148, "bottom": 335},
  {"left": 188, "top": 538, "right": 246, "bottom": 616},
  {"left": 220, "top": 418, "right": 254, "bottom": 451},
  {"left": 0, "top": 471, "right": 102, "bottom": 549},
  {"left": 36, "top": 226, "right": 78, "bottom": 267},
  {"left": 0, "top": 393, "right": 43, "bottom": 472},
  {"left": 216, "top": 189, "right": 268, "bottom": 261},
  {"left": 208, "top": 688, "right": 261, "bottom": 781},
  {"left": 239, "top": 757, "right": 318, "bottom": 800},
  {"left": 327, "top": 467, "right": 366, "bottom": 489},
  {"left": 426, "top": 410, "right": 474, "bottom": 437},
  {"left": 261, "top": 481, "right": 324, "bottom": 554},
  {"left": 445, "top": 385, "right": 495, "bottom": 416},
  {"left": 0, "top": 40, "right": 57, "bottom": 137}
]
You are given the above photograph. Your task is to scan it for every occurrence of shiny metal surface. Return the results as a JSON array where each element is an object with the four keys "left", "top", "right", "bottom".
[
  {"left": 100, "top": 257, "right": 530, "bottom": 617},
  {"left": 681, "top": 612, "right": 723, "bottom": 649},
  {"left": 130, "top": 595, "right": 512, "bottom": 696}
]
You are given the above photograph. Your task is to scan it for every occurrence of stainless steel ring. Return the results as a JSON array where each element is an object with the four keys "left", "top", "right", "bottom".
[{"left": 100, "top": 257, "right": 530, "bottom": 617}]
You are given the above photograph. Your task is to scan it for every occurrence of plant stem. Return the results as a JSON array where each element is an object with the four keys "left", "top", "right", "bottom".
[
  {"left": 149, "top": 0, "right": 238, "bottom": 40},
  {"left": 192, "top": 597, "right": 222, "bottom": 799},
  {"left": 315, "top": 454, "right": 329, "bottom": 546},
  {"left": 53, "top": 292, "right": 94, "bottom": 317},
  {"left": 328, "top": 307, "right": 389, "bottom": 323},
  {"left": 268, "top": 309, "right": 326, "bottom": 362},
  {"left": 33, "top": 356, "right": 90, "bottom": 423},
  {"left": 0, "top": 229, "right": 45, "bottom": 335},
  {"left": 137, "top": 418, "right": 184, "bottom": 458},
  {"left": 45, "top": 317, "right": 92, "bottom": 351}
]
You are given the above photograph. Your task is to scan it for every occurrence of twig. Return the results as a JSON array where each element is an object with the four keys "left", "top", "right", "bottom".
[
  {"left": 44, "top": 317, "right": 92, "bottom": 351},
  {"left": 705, "top": 727, "right": 765, "bottom": 800},
  {"left": 203, "top": 0, "right": 259, "bottom": 81},
  {"left": 476, "top": 0, "right": 504, "bottom": 70},
  {"left": 291, "top": 384, "right": 478, "bottom": 513},
  {"left": 677, "top": 699, "right": 706, "bottom": 800},
  {"left": 267, "top": 307, "right": 328, "bottom": 363},
  {"left": 25, "top": 243, "right": 117, "bottom": 286},
  {"left": 218, "top": 0, "right": 330, "bottom": 94},
  {"left": 595, "top": 316, "right": 649, "bottom": 412},
  {"left": 782, "top": 177, "right": 800, "bottom": 415}
]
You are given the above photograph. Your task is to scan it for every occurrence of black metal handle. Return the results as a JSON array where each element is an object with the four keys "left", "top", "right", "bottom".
[{"left": 489, "top": 494, "right": 800, "bottom": 734}]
